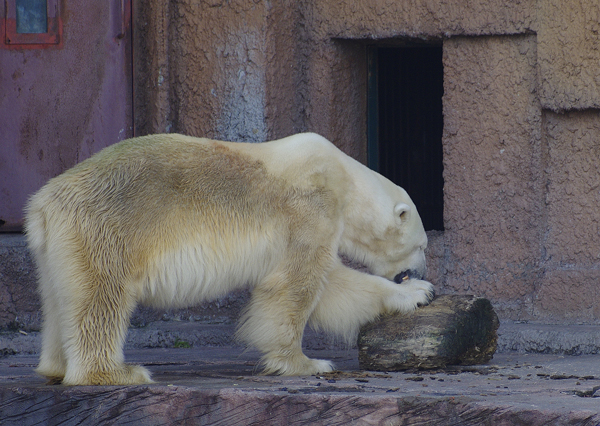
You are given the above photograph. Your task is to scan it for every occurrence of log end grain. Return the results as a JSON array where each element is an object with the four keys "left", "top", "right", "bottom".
[{"left": 358, "top": 295, "right": 499, "bottom": 371}]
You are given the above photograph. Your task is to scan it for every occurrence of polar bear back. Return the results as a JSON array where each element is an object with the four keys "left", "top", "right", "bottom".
[{"left": 26, "top": 133, "right": 347, "bottom": 308}]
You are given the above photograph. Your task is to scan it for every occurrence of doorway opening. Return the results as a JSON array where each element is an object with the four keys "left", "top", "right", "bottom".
[{"left": 368, "top": 44, "right": 444, "bottom": 231}]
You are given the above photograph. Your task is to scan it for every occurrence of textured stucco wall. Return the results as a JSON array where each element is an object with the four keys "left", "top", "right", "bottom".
[
  {"left": 133, "top": 0, "right": 171, "bottom": 137},
  {"left": 538, "top": 0, "right": 600, "bottom": 111},
  {"left": 135, "top": 0, "right": 269, "bottom": 142},
  {"left": 134, "top": 1, "right": 369, "bottom": 156},
  {"left": 536, "top": 111, "right": 600, "bottom": 321},
  {"left": 131, "top": 0, "right": 600, "bottom": 323},
  {"left": 440, "top": 35, "right": 543, "bottom": 320},
  {"left": 300, "top": 39, "right": 368, "bottom": 160},
  {"left": 309, "top": 0, "right": 536, "bottom": 39},
  {"left": 263, "top": 2, "right": 310, "bottom": 139}
]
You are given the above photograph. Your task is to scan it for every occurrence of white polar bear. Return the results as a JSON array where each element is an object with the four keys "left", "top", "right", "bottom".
[{"left": 25, "top": 132, "right": 434, "bottom": 386}]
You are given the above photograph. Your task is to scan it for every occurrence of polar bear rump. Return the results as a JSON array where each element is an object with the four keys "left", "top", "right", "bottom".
[{"left": 26, "top": 132, "right": 434, "bottom": 385}]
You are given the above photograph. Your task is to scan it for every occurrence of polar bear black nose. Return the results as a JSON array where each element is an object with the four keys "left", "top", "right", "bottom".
[{"left": 393, "top": 269, "right": 424, "bottom": 283}]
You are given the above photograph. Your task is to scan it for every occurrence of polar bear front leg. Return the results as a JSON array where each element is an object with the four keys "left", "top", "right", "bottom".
[
  {"left": 236, "top": 261, "right": 335, "bottom": 376},
  {"left": 309, "top": 261, "right": 435, "bottom": 342}
]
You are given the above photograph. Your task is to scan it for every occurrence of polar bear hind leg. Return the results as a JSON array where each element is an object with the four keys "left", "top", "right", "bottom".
[
  {"left": 59, "top": 275, "right": 151, "bottom": 386},
  {"left": 36, "top": 260, "right": 151, "bottom": 386},
  {"left": 36, "top": 282, "right": 68, "bottom": 384},
  {"left": 28, "top": 219, "right": 68, "bottom": 383}
]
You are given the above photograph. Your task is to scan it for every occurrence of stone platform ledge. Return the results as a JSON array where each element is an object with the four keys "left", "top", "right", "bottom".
[
  {"left": 5, "top": 320, "right": 600, "bottom": 357},
  {"left": 1, "top": 348, "right": 600, "bottom": 425},
  {"left": 497, "top": 321, "right": 600, "bottom": 355}
]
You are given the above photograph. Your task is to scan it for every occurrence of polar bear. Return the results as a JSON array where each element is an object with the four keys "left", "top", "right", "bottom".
[{"left": 25, "top": 132, "right": 434, "bottom": 386}]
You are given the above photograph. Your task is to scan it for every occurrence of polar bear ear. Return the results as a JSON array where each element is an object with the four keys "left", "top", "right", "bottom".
[{"left": 394, "top": 203, "right": 411, "bottom": 223}]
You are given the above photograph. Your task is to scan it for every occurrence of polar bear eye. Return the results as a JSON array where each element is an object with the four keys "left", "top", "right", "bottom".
[{"left": 394, "top": 203, "right": 411, "bottom": 222}]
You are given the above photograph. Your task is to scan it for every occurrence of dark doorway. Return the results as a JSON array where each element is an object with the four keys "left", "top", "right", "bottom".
[{"left": 368, "top": 45, "right": 444, "bottom": 231}]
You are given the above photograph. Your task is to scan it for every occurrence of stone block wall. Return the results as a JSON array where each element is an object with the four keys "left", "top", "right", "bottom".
[
  {"left": 0, "top": 235, "right": 40, "bottom": 330},
  {"left": 128, "top": 0, "right": 600, "bottom": 324}
]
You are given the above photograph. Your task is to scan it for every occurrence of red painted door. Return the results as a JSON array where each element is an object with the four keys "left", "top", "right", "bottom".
[{"left": 0, "top": 0, "right": 133, "bottom": 231}]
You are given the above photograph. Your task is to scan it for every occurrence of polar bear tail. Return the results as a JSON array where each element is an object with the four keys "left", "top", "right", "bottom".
[{"left": 24, "top": 197, "right": 47, "bottom": 264}]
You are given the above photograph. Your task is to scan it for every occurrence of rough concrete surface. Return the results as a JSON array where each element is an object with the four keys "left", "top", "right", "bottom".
[
  {"left": 1, "top": 347, "right": 600, "bottom": 425},
  {"left": 5, "top": 319, "right": 600, "bottom": 359},
  {"left": 536, "top": 110, "right": 600, "bottom": 321},
  {"left": 0, "top": 234, "right": 40, "bottom": 330},
  {"left": 537, "top": 0, "right": 600, "bottom": 111},
  {"left": 498, "top": 322, "right": 600, "bottom": 356},
  {"left": 310, "top": 0, "right": 537, "bottom": 39},
  {"left": 131, "top": 0, "right": 600, "bottom": 324},
  {"left": 5, "top": 0, "right": 599, "bottom": 324},
  {"left": 441, "top": 34, "right": 543, "bottom": 322},
  {"left": 134, "top": 0, "right": 270, "bottom": 142}
]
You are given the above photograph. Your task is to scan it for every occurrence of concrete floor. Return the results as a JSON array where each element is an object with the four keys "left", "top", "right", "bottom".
[
  {"left": 1, "top": 346, "right": 599, "bottom": 425},
  {"left": 3, "top": 233, "right": 600, "bottom": 424}
]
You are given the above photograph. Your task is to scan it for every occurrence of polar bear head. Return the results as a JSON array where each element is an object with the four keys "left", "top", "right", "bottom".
[{"left": 339, "top": 168, "right": 428, "bottom": 283}]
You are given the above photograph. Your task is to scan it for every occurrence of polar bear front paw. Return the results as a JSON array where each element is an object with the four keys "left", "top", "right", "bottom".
[
  {"left": 384, "top": 279, "right": 435, "bottom": 314},
  {"left": 262, "top": 353, "right": 334, "bottom": 376}
]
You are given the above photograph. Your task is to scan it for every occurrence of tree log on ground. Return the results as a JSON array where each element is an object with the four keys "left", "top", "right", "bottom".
[{"left": 358, "top": 295, "right": 499, "bottom": 371}]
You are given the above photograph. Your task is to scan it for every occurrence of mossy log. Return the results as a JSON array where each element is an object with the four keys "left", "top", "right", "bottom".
[{"left": 358, "top": 295, "right": 499, "bottom": 371}]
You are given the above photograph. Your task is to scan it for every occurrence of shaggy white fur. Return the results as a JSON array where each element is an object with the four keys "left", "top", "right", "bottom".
[{"left": 26, "top": 132, "right": 434, "bottom": 385}]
